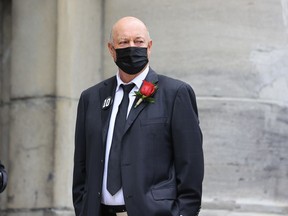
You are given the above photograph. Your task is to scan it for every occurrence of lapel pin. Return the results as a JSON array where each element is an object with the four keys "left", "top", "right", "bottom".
[{"left": 102, "top": 96, "right": 113, "bottom": 110}]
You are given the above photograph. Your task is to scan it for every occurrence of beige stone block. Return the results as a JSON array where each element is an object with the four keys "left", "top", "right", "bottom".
[
  {"left": 250, "top": 47, "right": 288, "bottom": 103},
  {"left": 200, "top": 209, "right": 287, "bottom": 216},
  {"left": 198, "top": 99, "right": 288, "bottom": 209},
  {"left": 2, "top": 209, "right": 74, "bottom": 216},
  {"left": 11, "top": 0, "right": 57, "bottom": 98},
  {"left": 56, "top": 0, "right": 103, "bottom": 99},
  {"left": 45, "top": 209, "right": 74, "bottom": 216},
  {"left": 53, "top": 99, "right": 78, "bottom": 208},
  {"left": 0, "top": 104, "right": 10, "bottom": 208},
  {"left": 0, "top": 0, "right": 11, "bottom": 104},
  {"left": 8, "top": 98, "right": 55, "bottom": 209},
  {"left": 4, "top": 211, "right": 46, "bottom": 216}
]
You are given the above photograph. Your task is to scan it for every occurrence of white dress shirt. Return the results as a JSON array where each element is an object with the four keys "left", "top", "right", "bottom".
[{"left": 101, "top": 66, "right": 149, "bottom": 205}]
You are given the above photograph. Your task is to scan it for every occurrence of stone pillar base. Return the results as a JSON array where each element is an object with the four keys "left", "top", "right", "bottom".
[{"left": 0, "top": 208, "right": 74, "bottom": 216}]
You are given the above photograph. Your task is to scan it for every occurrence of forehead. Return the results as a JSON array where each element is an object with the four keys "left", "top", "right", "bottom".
[{"left": 113, "top": 20, "right": 148, "bottom": 40}]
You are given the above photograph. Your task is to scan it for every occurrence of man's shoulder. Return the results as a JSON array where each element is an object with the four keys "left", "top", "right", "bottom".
[{"left": 157, "top": 73, "right": 193, "bottom": 91}]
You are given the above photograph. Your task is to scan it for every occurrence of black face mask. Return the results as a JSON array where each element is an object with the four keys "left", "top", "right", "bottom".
[{"left": 115, "top": 47, "right": 149, "bottom": 75}]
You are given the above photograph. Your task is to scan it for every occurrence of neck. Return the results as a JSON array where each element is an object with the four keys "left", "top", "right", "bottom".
[
  {"left": 118, "top": 65, "right": 148, "bottom": 83},
  {"left": 119, "top": 71, "right": 139, "bottom": 83}
]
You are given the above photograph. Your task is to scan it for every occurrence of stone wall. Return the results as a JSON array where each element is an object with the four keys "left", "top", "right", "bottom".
[
  {"left": 0, "top": 0, "right": 11, "bottom": 212},
  {"left": 0, "top": 0, "right": 287, "bottom": 215}
]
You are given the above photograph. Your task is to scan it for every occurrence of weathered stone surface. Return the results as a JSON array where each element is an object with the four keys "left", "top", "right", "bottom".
[
  {"left": 0, "top": 105, "right": 9, "bottom": 208},
  {"left": 200, "top": 209, "right": 288, "bottom": 216},
  {"left": 11, "top": 0, "right": 57, "bottom": 98},
  {"left": 53, "top": 0, "right": 103, "bottom": 208},
  {"left": 198, "top": 99, "right": 288, "bottom": 213},
  {"left": 53, "top": 99, "right": 77, "bottom": 207},
  {"left": 104, "top": 0, "right": 288, "bottom": 102},
  {"left": 0, "top": 208, "right": 74, "bottom": 216},
  {"left": 8, "top": 98, "right": 55, "bottom": 208},
  {"left": 45, "top": 209, "right": 74, "bottom": 216},
  {"left": 0, "top": 0, "right": 11, "bottom": 210},
  {"left": 56, "top": 0, "right": 103, "bottom": 99}
]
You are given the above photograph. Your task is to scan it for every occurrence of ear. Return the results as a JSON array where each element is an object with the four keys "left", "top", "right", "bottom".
[
  {"left": 108, "top": 42, "right": 117, "bottom": 61},
  {"left": 147, "top": 40, "right": 153, "bottom": 59}
]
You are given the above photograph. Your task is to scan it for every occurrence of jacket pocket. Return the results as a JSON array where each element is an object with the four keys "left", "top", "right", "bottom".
[{"left": 151, "top": 186, "right": 177, "bottom": 200}]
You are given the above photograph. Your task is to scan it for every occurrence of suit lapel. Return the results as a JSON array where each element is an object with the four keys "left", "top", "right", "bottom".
[
  {"left": 100, "top": 77, "right": 117, "bottom": 145},
  {"left": 124, "top": 69, "right": 159, "bottom": 133}
]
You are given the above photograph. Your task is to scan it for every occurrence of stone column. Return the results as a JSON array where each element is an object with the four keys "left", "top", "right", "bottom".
[
  {"left": 53, "top": 0, "right": 103, "bottom": 214},
  {"left": 7, "top": 0, "right": 57, "bottom": 215},
  {"left": 3, "top": 0, "right": 103, "bottom": 215},
  {"left": 0, "top": 0, "right": 11, "bottom": 210}
]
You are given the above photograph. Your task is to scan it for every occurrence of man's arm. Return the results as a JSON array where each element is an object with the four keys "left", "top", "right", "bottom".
[
  {"left": 171, "top": 83, "right": 204, "bottom": 216},
  {"left": 0, "top": 161, "right": 8, "bottom": 193},
  {"left": 73, "top": 94, "right": 87, "bottom": 215}
]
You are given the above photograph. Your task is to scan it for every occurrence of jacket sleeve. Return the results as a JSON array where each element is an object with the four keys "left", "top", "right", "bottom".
[
  {"left": 72, "top": 93, "right": 87, "bottom": 216},
  {"left": 0, "top": 161, "right": 8, "bottom": 193},
  {"left": 171, "top": 83, "right": 204, "bottom": 216}
]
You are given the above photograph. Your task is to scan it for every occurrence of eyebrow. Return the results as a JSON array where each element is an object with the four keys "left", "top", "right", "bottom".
[
  {"left": 135, "top": 36, "right": 145, "bottom": 40},
  {"left": 118, "top": 36, "right": 145, "bottom": 40}
]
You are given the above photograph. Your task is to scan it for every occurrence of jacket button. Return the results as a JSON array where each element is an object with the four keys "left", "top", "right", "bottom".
[{"left": 97, "top": 192, "right": 101, "bottom": 197}]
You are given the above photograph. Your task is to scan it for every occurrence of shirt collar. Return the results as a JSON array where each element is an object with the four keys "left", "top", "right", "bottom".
[{"left": 116, "top": 65, "right": 150, "bottom": 91}]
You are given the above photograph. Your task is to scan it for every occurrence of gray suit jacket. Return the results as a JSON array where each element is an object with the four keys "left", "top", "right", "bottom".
[{"left": 73, "top": 68, "right": 204, "bottom": 216}]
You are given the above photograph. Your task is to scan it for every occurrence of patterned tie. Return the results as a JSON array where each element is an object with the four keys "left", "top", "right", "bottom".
[{"left": 107, "top": 83, "right": 135, "bottom": 195}]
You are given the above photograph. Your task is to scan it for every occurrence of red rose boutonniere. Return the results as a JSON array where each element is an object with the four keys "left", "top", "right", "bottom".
[{"left": 134, "top": 80, "right": 158, "bottom": 108}]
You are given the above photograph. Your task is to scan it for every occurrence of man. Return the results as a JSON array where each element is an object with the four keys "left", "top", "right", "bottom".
[
  {"left": 73, "top": 16, "right": 204, "bottom": 216},
  {"left": 0, "top": 161, "right": 8, "bottom": 193}
]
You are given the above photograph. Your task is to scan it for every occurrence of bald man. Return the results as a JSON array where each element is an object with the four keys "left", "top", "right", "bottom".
[{"left": 73, "top": 17, "right": 204, "bottom": 216}]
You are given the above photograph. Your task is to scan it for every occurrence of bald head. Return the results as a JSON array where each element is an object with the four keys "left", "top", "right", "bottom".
[{"left": 109, "top": 16, "right": 151, "bottom": 45}]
